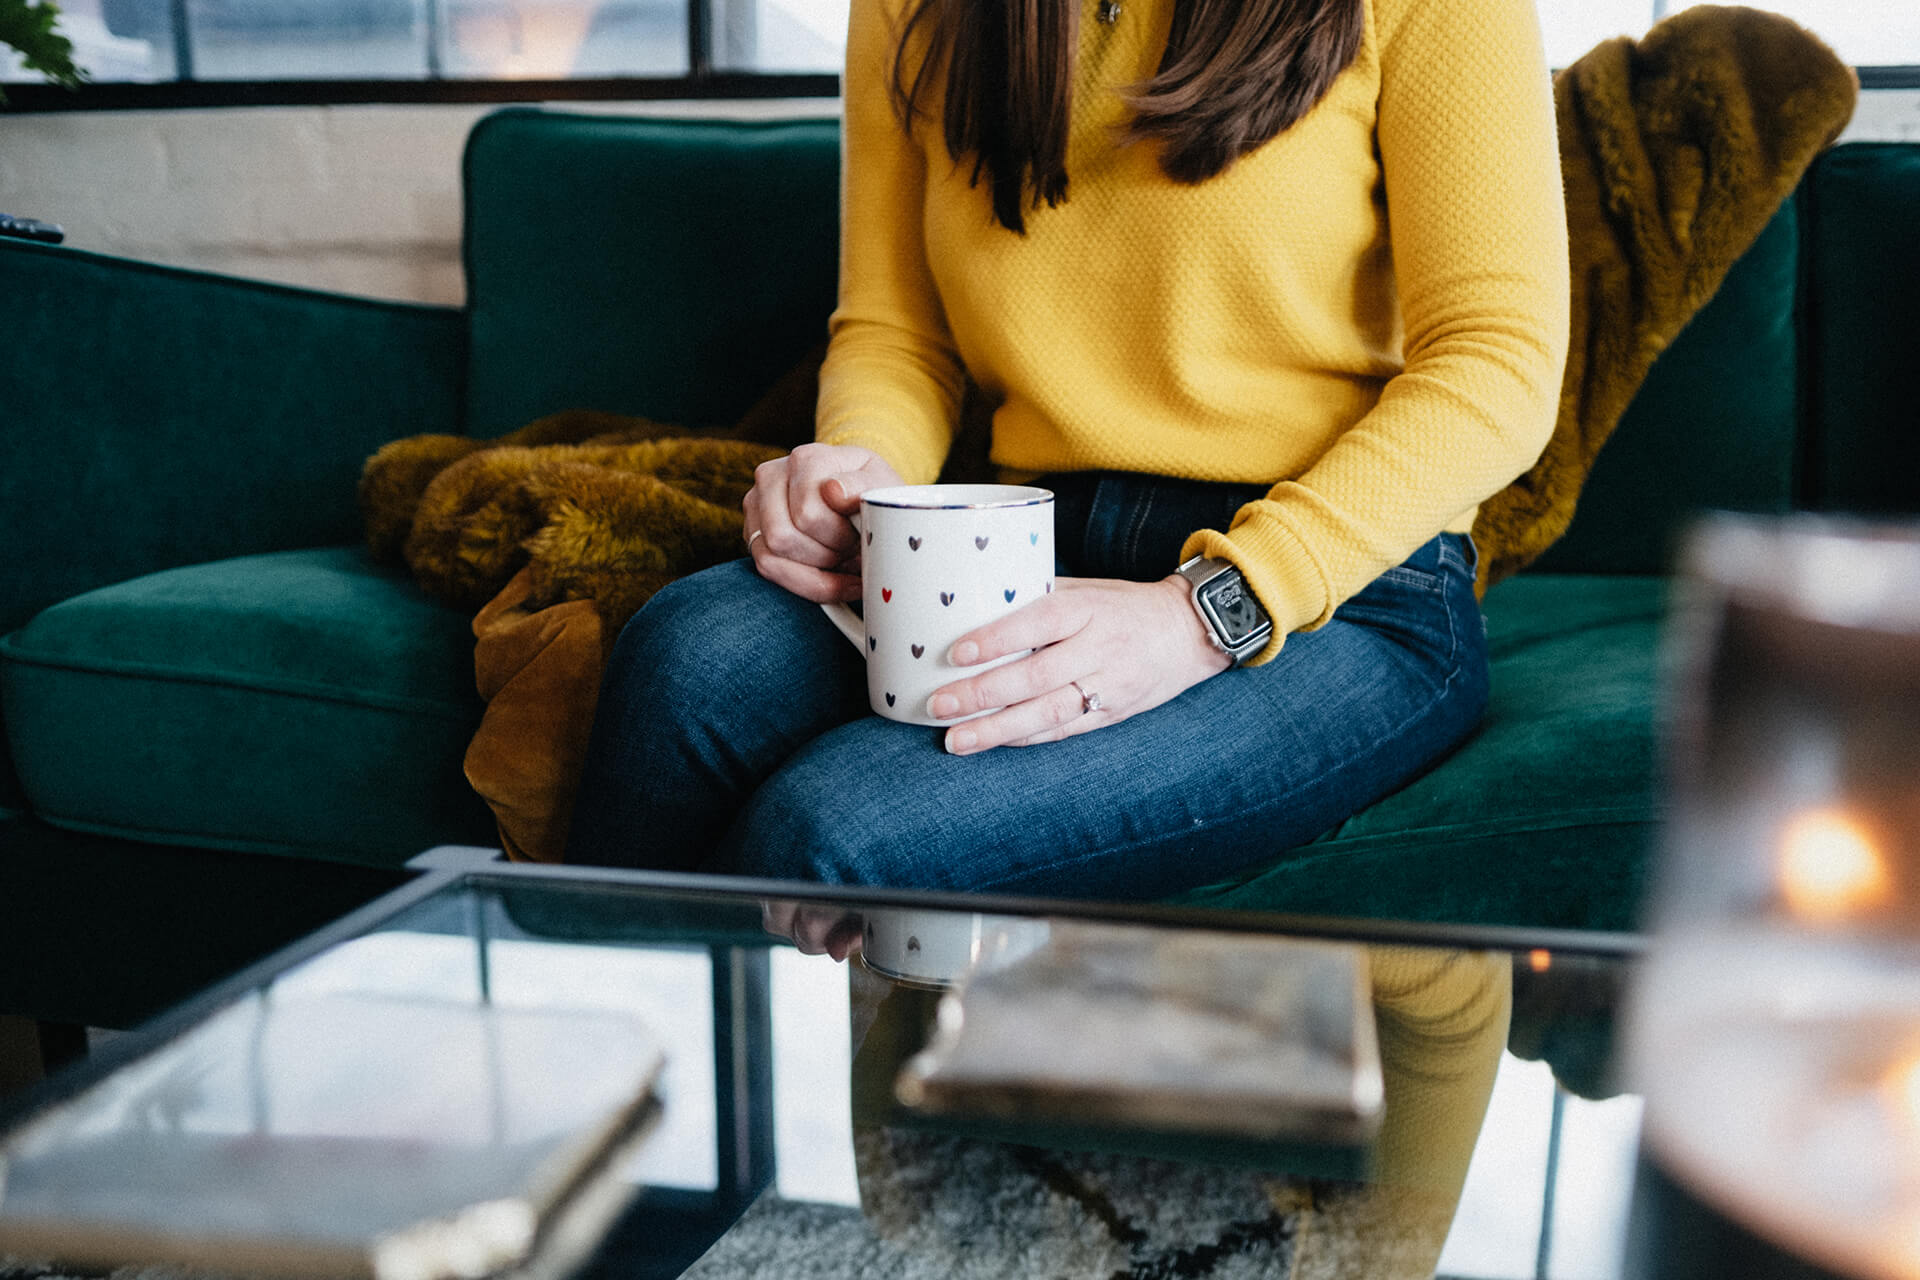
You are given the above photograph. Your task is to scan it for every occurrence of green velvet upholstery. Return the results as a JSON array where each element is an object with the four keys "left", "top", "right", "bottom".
[
  {"left": 1804, "top": 143, "right": 1920, "bottom": 515},
  {"left": 1177, "top": 576, "right": 1668, "bottom": 930},
  {"left": 461, "top": 110, "right": 841, "bottom": 434},
  {"left": 0, "top": 548, "right": 494, "bottom": 864},
  {"left": 0, "top": 240, "right": 467, "bottom": 640},
  {"left": 1533, "top": 203, "right": 1803, "bottom": 576}
]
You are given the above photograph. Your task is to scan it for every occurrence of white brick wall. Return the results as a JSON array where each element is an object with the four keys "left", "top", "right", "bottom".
[{"left": 0, "top": 91, "right": 1911, "bottom": 307}]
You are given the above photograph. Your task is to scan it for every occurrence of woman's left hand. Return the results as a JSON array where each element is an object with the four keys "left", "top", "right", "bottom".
[{"left": 928, "top": 576, "right": 1234, "bottom": 754}]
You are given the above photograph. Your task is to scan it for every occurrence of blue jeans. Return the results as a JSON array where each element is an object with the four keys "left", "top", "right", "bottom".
[{"left": 565, "top": 471, "right": 1488, "bottom": 899}]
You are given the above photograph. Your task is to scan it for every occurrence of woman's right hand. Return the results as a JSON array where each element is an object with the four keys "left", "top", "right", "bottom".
[{"left": 743, "top": 443, "right": 904, "bottom": 603}]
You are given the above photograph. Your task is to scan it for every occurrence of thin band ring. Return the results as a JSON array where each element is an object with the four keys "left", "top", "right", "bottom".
[
  {"left": 745, "top": 528, "right": 764, "bottom": 552},
  {"left": 1070, "top": 680, "right": 1103, "bottom": 715}
]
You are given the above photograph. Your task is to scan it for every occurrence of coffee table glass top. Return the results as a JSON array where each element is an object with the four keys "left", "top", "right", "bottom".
[{"left": 0, "top": 862, "right": 1642, "bottom": 1280}]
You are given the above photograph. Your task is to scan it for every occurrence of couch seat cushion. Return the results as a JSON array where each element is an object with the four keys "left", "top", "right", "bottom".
[
  {"left": 0, "top": 547, "right": 495, "bottom": 865},
  {"left": 1173, "top": 575, "right": 1667, "bottom": 931}
]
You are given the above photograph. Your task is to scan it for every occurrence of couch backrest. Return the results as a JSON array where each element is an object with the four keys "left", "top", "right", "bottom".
[
  {"left": 461, "top": 108, "right": 841, "bottom": 436},
  {"left": 1802, "top": 143, "right": 1920, "bottom": 516},
  {"left": 1539, "top": 141, "right": 1920, "bottom": 575},
  {"left": 459, "top": 115, "right": 1915, "bottom": 567}
]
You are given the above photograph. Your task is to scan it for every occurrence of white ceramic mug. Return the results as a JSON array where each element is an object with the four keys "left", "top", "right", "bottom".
[
  {"left": 821, "top": 484, "right": 1055, "bottom": 726},
  {"left": 860, "top": 909, "right": 1053, "bottom": 990}
]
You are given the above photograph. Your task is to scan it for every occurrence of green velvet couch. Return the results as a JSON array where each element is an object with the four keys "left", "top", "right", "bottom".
[{"left": 3, "top": 108, "right": 1916, "bottom": 1029}]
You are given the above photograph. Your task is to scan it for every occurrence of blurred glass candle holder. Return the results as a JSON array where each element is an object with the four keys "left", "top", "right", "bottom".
[{"left": 1627, "top": 515, "right": 1920, "bottom": 1280}]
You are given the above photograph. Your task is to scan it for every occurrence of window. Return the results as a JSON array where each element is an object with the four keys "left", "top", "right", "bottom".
[
  {"left": 3, "top": 0, "right": 1913, "bottom": 103},
  {"left": 1537, "top": 0, "right": 1920, "bottom": 74},
  {"left": 4, "top": 0, "right": 850, "bottom": 89}
]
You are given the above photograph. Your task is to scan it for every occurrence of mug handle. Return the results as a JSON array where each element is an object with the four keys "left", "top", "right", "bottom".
[
  {"left": 818, "top": 506, "right": 867, "bottom": 654},
  {"left": 819, "top": 601, "right": 864, "bottom": 653}
]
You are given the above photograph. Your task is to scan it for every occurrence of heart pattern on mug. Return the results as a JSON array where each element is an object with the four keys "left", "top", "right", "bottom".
[
  {"left": 886, "top": 692, "right": 896, "bottom": 707},
  {"left": 1030, "top": 531, "right": 1039, "bottom": 545},
  {"left": 911, "top": 644, "right": 925, "bottom": 659},
  {"left": 940, "top": 592, "right": 955, "bottom": 607},
  {"left": 868, "top": 635, "right": 877, "bottom": 652},
  {"left": 975, "top": 536, "right": 990, "bottom": 550},
  {"left": 908, "top": 536, "right": 922, "bottom": 551},
  {"left": 867, "top": 530, "right": 873, "bottom": 545},
  {"left": 1004, "top": 588, "right": 1016, "bottom": 602},
  {"left": 882, "top": 589, "right": 892, "bottom": 602}
]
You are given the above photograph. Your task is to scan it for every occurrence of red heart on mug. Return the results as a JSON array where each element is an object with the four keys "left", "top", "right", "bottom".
[{"left": 882, "top": 589, "right": 892, "bottom": 602}]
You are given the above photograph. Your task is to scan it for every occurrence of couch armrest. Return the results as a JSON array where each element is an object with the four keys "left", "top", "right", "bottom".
[{"left": 0, "top": 239, "right": 467, "bottom": 637}]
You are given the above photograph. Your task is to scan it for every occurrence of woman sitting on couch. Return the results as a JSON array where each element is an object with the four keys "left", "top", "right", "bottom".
[{"left": 564, "top": 0, "right": 1570, "bottom": 897}]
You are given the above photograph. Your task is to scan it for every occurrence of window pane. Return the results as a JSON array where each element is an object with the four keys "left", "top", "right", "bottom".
[
  {"left": 186, "top": 0, "right": 430, "bottom": 79},
  {"left": 711, "top": 0, "right": 846, "bottom": 72},
  {"left": 1538, "top": 1, "right": 1920, "bottom": 70},
  {"left": 443, "top": 0, "right": 687, "bottom": 77},
  {"left": 1669, "top": 0, "right": 1920, "bottom": 68},
  {"left": 1534, "top": 0, "right": 1652, "bottom": 70}
]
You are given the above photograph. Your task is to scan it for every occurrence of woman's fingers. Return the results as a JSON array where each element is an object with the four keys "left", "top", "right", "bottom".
[
  {"left": 783, "top": 444, "right": 901, "bottom": 552},
  {"left": 945, "top": 587, "right": 1092, "bottom": 667},
  {"left": 926, "top": 628, "right": 1085, "bottom": 721},
  {"left": 944, "top": 678, "right": 1104, "bottom": 754},
  {"left": 743, "top": 446, "right": 907, "bottom": 604},
  {"left": 748, "top": 458, "right": 844, "bottom": 570},
  {"left": 760, "top": 901, "right": 865, "bottom": 961}
]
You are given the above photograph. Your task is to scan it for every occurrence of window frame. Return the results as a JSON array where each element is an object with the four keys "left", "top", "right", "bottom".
[{"left": 1, "top": 0, "right": 1915, "bottom": 113}]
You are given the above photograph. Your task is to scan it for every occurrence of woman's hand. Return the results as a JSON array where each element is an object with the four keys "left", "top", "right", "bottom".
[
  {"left": 928, "top": 576, "right": 1234, "bottom": 754},
  {"left": 761, "top": 899, "right": 865, "bottom": 962},
  {"left": 743, "top": 443, "right": 905, "bottom": 603}
]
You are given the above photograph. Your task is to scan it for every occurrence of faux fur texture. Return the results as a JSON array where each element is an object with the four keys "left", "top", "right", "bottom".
[
  {"left": 360, "top": 343, "right": 822, "bottom": 630},
  {"left": 358, "top": 352, "right": 820, "bottom": 861},
  {"left": 1468, "top": 4, "right": 1857, "bottom": 590}
]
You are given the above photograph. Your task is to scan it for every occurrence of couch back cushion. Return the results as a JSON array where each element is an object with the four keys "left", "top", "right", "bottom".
[
  {"left": 461, "top": 109, "right": 841, "bottom": 436},
  {"left": 1804, "top": 143, "right": 1920, "bottom": 516},
  {"left": 1533, "top": 198, "right": 1804, "bottom": 576}
]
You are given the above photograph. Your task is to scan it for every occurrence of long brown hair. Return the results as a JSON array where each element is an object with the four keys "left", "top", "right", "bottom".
[{"left": 891, "top": 0, "right": 1366, "bottom": 233}]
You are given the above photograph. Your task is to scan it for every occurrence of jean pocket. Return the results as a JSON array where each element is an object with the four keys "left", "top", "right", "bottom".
[{"left": 1371, "top": 563, "right": 1445, "bottom": 593}]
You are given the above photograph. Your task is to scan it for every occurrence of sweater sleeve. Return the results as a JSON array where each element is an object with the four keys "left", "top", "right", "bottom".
[
  {"left": 1181, "top": 0, "right": 1570, "bottom": 665},
  {"left": 812, "top": 0, "right": 968, "bottom": 486}
]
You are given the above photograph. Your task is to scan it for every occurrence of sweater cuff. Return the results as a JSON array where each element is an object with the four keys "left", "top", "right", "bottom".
[{"left": 1179, "top": 513, "right": 1334, "bottom": 667}]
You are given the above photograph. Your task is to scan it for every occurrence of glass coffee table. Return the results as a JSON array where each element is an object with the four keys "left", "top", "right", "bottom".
[{"left": 0, "top": 854, "right": 1643, "bottom": 1280}]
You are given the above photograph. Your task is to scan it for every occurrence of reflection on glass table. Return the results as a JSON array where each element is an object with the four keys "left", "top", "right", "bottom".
[{"left": 0, "top": 867, "right": 1642, "bottom": 1280}]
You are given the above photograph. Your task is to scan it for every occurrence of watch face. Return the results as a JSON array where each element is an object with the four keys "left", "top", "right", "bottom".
[{"left": 1199, "top": 573, "right": 1269, "bottom": 645}]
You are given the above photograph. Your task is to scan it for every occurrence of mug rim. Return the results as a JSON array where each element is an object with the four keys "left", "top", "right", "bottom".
[{"left": 861, "top": 484, "right": 1053, "bottom": 511}]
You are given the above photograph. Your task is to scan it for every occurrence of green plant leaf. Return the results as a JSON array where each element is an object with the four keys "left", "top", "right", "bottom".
[{"left": 0, "top": 0, "right": 88, "bottom": 104}]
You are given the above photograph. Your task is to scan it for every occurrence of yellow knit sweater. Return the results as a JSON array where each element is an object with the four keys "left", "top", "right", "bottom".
[{"left": 816, "top": 0, "right": 1569, "bottom": 663}]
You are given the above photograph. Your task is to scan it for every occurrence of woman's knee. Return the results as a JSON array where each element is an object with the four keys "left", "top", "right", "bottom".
[
  {"left": 602, "top": 559, "right": 805, "bottom": 715},
  {"left": 720, "top": 733, "right": 964, "bottom": 887}
]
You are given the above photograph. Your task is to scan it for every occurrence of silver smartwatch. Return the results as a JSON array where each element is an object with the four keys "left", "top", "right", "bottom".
[{"left": 1175, "top": 555, "right": 1273, "bottom": 666}]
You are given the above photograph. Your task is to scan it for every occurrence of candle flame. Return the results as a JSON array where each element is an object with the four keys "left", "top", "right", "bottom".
[
  {"left": 1528, "top": 948, "right": 1552, "bottom": 973},
  {"left": 1887, "top": 1049, "right": 1920, "bottom": 1133},
  {"left": 1777, "top": 808, "right": 1893, "bottom": 922}
]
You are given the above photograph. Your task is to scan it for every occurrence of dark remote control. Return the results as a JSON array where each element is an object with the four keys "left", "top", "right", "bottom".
[{"left": 0, "top": 214, "right": 65, "bottom": 244}]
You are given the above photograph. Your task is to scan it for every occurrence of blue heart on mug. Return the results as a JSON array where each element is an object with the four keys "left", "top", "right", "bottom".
[
  {"left": 975, "top": 536, "right": 989, "bottom": 550},
  {"left": 1030, "top": 531, "right": 1039, "bottom": 545},
  {"left": 1004, "top": 588, "right": 1016, "bottom": 602},
  {"left": 940, "top": 592, "right": 955, "bottom": 607}
]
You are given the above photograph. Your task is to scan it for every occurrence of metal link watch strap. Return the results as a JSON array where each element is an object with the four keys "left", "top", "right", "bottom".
[{"left": 1175, "top": 555, "right": 1268, "bottom": 666}]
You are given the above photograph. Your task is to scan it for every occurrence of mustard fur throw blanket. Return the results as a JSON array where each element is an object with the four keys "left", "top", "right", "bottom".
[{"left": 1470, "top": 4, "right": 1856, "bottom": 588}]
